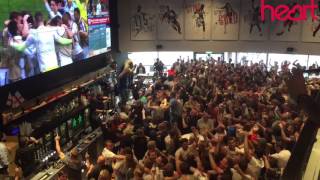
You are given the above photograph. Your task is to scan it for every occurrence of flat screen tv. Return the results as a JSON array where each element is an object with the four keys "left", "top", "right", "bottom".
[{"left": 0, "top": 0, "right": 111, "bottom": 87}]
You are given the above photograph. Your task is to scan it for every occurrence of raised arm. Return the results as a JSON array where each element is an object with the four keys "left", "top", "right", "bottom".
[
  {"left": 279, "top": 123, "right": 291, "bottom": 142},
  {"left": 244, "top": 132, "right": 252, "bottom": 160},
  {"left": 208, "top": 150, "right": 223, "bottom": 174},
  {"left": 54, "top": 33, "right": 73, "bottom": 45},
  {"left": 10, "top": 33, "right": 36, "bottom": 52},
  {"left": 21, "top": 15, "right": 30, "bottom": 38},
  {"left": 55, "top": 136, "right": 65, "bottom": 159},
  {"left": 43, "top": 0, "right": 54, "bottom": 18}
]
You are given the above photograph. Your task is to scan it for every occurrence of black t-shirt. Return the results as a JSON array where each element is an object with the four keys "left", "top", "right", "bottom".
[
  {"left": 133, "top": 136, "right": 148, "bottom": 160},
  {"left": 156, "top": 131, "right": 167, "bottom": 151},
  {"left": 91, "top": 98, "right": 104, "bottom": 112},
  {"left": 90, "top": 98, "right": 105, "bottom": 128},
  {"left": 62, "top": 156, "right": 82, "bottom": 180},
  {"left": 15, "top": 145, "right": 37, "bottom": 176}
]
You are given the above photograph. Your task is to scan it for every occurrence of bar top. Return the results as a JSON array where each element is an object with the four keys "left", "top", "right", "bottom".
[{"left": 30, "top": 128, "right": 102, "bottom": 180}]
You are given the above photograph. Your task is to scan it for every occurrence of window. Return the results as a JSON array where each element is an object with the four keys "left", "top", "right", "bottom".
[
  {"left": 195, "top": 53, "right": 223, "bottom": 60},
  {"left": 268, "top": 54, "right": 308, "bottom": 70},
  {"left": 308, "top": 55, "right": 320, "bottom": 69},
  {"left": 128, "top": 51, "right": 193, "bottom": 74},
  {"left": 224, "top": 52, "right": 237, "bottom": 63},
  {"left": 237, "top": 52, "right": 267, "bottom": 65}
]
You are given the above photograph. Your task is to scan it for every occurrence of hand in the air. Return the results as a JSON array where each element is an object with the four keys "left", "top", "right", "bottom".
[{"left": 285, "top": 68, "right": 307, "bottom": 102}]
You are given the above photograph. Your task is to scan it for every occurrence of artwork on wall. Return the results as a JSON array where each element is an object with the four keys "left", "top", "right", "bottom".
[
  {"left": 212, "top": 0, "right": 240, "bottom": 40},
  {"left": 302, "top": 0, "right": 320, "bottom": 42},
  {"left": 239, "top": 0, "right": 269, "bottom": 41},
  {"left": 269, "top": 0, "right": 301, "bottom": 41},
  {"left": 157, "top": 0, "right": 184, "bottom": 40},
  {"left": 130, "top": 0, "right": 157, "bottom": 40},
  {"left": 184, "top": 0, "right": 211, "bottom": 40}
]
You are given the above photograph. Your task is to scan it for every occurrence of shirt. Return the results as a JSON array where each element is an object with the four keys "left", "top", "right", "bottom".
[
  {"left": 181, "top": 133, "right": 204, "bottom": 141},
  {"left": 102, "top": 148, "right": 116, "bottom": 166},
  {"left": 24, "top": 26, "right": 62, "bottom": 72},
  {"left": 271, "top": 150, "right": 291, "bottom": 169},
  {"left": 15, "top": 145, "right": 37, "bottom": 176},
  {"left": 70, "top": 22, "right": 83, "bottom": 55},
  {"left": 246, "top": 157, "right": 264, "bottom": 179},
  {"left": 197, "top": 118, "right": 214, "bottom": 133},
  {"left": 77, "top": 18, "right": 88, "bottom": 47},
  {"left": 0, "top": 143, "right": 9, "bottom": 169},
  {"left": 96, "top": 3, "right": 102, "bottom": 15},
  {"left": 56, "top": 27, "right": 73, "bottom": 66},
  {"left": 64, "top": 1, "right": 77, "bottom": 18},
  {"left": 231, "top": 168, "right": 253, "bottom": 180}
]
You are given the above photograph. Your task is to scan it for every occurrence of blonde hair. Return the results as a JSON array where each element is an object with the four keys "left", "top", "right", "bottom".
[{"left": 98, "top": 169, "right": 111, "bottom": 180}]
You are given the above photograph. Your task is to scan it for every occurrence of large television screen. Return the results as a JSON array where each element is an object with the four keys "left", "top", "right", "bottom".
[{"left": 0, "top": 0, "right": 111, "bottom": 87}]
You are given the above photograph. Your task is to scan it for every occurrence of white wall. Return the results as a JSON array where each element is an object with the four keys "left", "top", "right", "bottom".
[{"left": 118, "top": 0, "right": 320, "bottom": 55}]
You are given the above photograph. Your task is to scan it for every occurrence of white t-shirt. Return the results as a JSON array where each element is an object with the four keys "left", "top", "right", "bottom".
[
  {"left": 231, "top": 168, "right": 253, "bottom": 180},
  {"left": 24, "top": 29, "right": 37, "bottom": 59},
  {"left": 197, "top": 118, "right": 214, "bottom": 132},
  {"left": 271, "top": 150, "right": 291, "bottom": 169},
  {"left": 181, "top": 133, "right": 204, "bottom": 142},
  {"left": 26, "top": 26, "right": 60, "bottom": 72},
  {"left": 246, "top": 156, "right": 264, "bottom": 179},
  {"left": 0, "top": 142, "right": 9, "bottom": 168},
  {"left": 102, "top": 148, "right": 116, "bottom": 165},
  {"left": 56, "top": 27, "right": 73, "bottom": 66},
  {"left": 71, "top": 22, "right": 83, "bottom": 56},
  {"left": 96, "top": 3, "right": 102, "bottom": 15}
]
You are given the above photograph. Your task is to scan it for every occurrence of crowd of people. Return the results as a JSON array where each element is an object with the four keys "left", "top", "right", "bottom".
[
  {"left": 0, "top": 0, "right": 90, "bottom": 83},
  {"left": 51, "top": 57, "right": 318, "bottom": 180}
]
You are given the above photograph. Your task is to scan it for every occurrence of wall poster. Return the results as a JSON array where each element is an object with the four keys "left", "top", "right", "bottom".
[
  {"left": 130, "top": 0, "right": 157, "bottom": 40},
  {"left": 184, "top": 0, "right": 211, "bottom": 40},
  {"left": 212, "top": 0, "right": 240, "bottom": 40},
  {"left": 157, "top": 0, "right": 184, "bottom": 40},
  {"left": 239, "top": 0, "right": 269, "bottom": 41},
  {"left": 302, "top": 0, "right": 320, "bottom": 42}
]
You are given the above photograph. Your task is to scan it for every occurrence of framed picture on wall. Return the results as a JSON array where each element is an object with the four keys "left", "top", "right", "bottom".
[
  {"left": 211, "top": 0, "right": 240, "bottom": 40},
  {"left": 184, "top": 0, "right": 211, "bottom": 40},
  {"left": 130, "top": 0, "right": 157, "bottom": 40},
  {"left": 302, "top": 0, "right": 320, "bottom": 42},
  {"left": 239, "top": 0, "right": 269, "bottom": 41},
  {"left": 269, "top": 0, "right": 301, "bottom": 42},
  {"left": 157, "top": 0, "right": 184, "bottom": 40}
]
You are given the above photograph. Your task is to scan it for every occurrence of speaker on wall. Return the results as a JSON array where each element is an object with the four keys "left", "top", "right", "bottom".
[
  {"left": 286, "top": 47, "right": 295, "bottom": 53},
  {"left": 156, "top": 45, "right": 163, "bottom": 50}
]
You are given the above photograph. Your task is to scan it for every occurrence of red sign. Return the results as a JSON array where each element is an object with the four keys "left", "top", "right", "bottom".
[
  {"left": 88, "top": 17, "right": 110, "bottom": 25},
  {"left": 261, "top": 0, "right": 319, "bottom": 22}
]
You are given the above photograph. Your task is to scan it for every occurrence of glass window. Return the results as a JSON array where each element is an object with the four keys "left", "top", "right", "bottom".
[
  {"left": 195, "top": 53, "right": 223, "bottom": 60},
  {"left": 308, "top": 55, "right": 320, "bottom": 69},
  {"left": 158, "top": 51, "right": 193, "bottom": 65},
  {"left": 224, "top": 52, "right": 237, "bottom": 63},
  {"left": 128, "top": 52, "right": 158, "bottom": 66},
  {"left": 268, "top": 53, "right": 308, "bottom": 70},
  {"left": 128, "top": 52, "right": 158, "bottom": 74},
  {"left": 237, "top": 52, "right": 267, "bottom": 65},
  {"left": 128, "top": 51, "right": 193, "bottom": 74}
]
